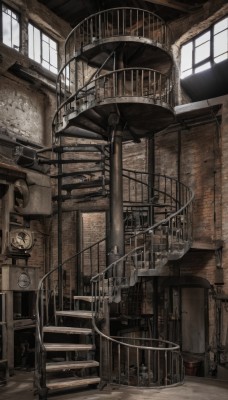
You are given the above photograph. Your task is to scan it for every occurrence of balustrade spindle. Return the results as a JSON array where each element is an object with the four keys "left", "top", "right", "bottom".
[{"left": 118, "top": 343, "right": 121, "bottom": 383}]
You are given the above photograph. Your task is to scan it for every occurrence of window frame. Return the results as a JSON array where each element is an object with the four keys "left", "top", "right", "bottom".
[
  {"left": 1, "top": 2, "right": 21, "bottom": 51},
  {"left": 28, "top": 21, "right": 58, "bottom": 75},
  {"left": 181, "top": 16, "right": 228, "bottom": 79}
]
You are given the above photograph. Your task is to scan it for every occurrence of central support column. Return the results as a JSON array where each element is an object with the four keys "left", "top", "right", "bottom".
[{"left": 108, "top": 114, "right": 124, "bottom": 276}]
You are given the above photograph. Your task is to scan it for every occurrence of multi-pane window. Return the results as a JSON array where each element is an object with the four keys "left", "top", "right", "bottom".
[
  {"left": 28, "top": 23, "right": 58, "bottom": 74},
  {"left": 181, "top": 16, "right": 228, "bottom": 78},
  {"left": 214, "top": 17, "right": 228, "bottom": 63},
  {"left": 2, "top": 3, "right": 20, "bottom": 50}
]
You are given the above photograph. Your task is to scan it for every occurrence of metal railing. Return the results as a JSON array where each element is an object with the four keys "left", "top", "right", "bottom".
[
  {"left": 53, "top": 7, "right": 173, "bottom": 133},
  {"left": 54, "top": 67, "right": 174, "bottom": 130},
  {"left": 92, "top": 183, "right": 193, "bottom": 301},
  {"left": 35, "top": 171, "right": 193, "bottom": 391},
  {"left": 35, "top": 236, "right": 106, "bottom": 394},
  {"left": 96, "top": 333, "right": 184, "bottom": 387},
  {"left": 91, "top": 249, "right": 186, "bottom": 387},
  {"left": 65, "top": 7, "right": 171, "bottom": 61}
]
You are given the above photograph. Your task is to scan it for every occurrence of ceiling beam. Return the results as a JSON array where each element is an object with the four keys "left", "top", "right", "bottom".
[{"left": 143, "top": 0, "right": 192, "bottom": 13}]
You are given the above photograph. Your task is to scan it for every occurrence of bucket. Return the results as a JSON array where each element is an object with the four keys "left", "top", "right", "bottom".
[{"left": 184, "top": 360, "right": 201, "bottom": 376}]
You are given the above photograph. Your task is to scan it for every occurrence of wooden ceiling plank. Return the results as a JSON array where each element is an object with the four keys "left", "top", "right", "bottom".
[{"left": 143, "top": 0, "right": 192, "bottom": 13}]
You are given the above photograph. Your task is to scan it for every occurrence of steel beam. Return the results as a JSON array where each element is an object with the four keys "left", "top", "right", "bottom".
[{"left": 143, "top": 0, "right": 192, "bottom": 13}]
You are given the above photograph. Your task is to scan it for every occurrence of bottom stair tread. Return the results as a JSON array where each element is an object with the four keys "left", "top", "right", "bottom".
[
  {"left": 46, "top": 360, "right": 99, "bottom": 372},
  {"left": 44, "top": 343, "right": 94, "bottom": 351},
  {"left": 46, "top": 376, "right": 100, "bottom": 390}
]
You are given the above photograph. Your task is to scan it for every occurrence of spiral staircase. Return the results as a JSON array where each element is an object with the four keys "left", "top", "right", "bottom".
[{"left": 35, "top": 7, "right": 194, "bottom": 399}]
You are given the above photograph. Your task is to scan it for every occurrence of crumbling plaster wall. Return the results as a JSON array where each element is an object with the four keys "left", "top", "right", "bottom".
[
  {"left": 0, "top": 75, "right": 46, "bottom": 143},
  {"left": 0, "top": 0, "right": 71, "bottom": 146},
  {"left": 0, "top": 1, "right": 71, "bottom": 279}
]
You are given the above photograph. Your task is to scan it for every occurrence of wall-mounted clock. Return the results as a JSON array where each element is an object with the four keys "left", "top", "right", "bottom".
[
  {"left": 18, "top": 271, "right": 31, "bottom": 289},
  {"left": 9, "top": 229, "right": 34, "bottom": 251}
]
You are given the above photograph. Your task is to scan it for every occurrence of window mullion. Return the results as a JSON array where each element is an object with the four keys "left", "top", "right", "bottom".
[
  {"left": 211, "top": 26, "right": 214, "bottom": 64},
  {"left": 193, "top": 39, "right": 196, "bottom": 73},
  {"left": 0, "top": 3, "right": 2, "bottom": 42},
  {"left": 40, "top": 32, "right": 43, "bottom": 65},
  {"left": 194, "top": 56, "right": 211, "bottom": 69},
  {"left": 10, "top": 10, "right": 13, "bottom": 47}
]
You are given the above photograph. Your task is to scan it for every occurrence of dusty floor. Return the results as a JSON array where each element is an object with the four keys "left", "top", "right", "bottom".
[{"left": 0, "top": 371, "right": 228, "bottom": 400}]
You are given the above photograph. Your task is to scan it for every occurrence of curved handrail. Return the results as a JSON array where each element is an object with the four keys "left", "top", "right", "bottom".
[
  {"left": 122, "top": 168, "right": 191, "bottom": 207},
  {"left": 35, "top": 236, "right": 106, "bottom": 354},
  {"left": 91, "top": 291, "right": 184, "bottom": 387},
  {"left": 54, "top": 45, "right": 118, "bottom": 125},
  {"left": 35, "top": 171, "right": 193, "bottom": 389},
  {"left": 91, "top": 174, "right": 193, "bottom": 282},
  {"left": 53, "top": 67, "right": 174, "bottom": 132},
  {"left": 93, "top": 318, "right": 180, "bottom": 351},
  {"left": 90, "top": 174, "right": 193, "bottom": 386},
  {"left": 65, "top": 7, "right": 171, "bottom": 59},
  {"left": 53, "top": 8, "right": 173, "bottom": 134}
]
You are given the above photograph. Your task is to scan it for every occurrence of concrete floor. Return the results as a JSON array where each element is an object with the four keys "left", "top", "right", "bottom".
[{"left": 1, "top": 371, "right": 228, "bottom": 400}]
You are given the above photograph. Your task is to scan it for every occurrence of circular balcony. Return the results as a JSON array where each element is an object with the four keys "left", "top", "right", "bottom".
[
  {"left": 64, "top": 8, "right": 173, "bottom": 73},
  {"left": 54, "top": 68, "right": 175, "bottom": 141}
]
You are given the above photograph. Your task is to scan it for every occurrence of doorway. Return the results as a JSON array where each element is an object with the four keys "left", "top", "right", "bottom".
[
  {"left": 79, "top": 211, "right": 106, "bottom": 294},
  {"left": 181, "top": 287, "right": 206, "bottom": 354}
]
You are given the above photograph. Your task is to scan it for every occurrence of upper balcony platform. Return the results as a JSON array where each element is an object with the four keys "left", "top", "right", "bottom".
[
  {"left": 54, "top": 67, "right": 175, "bottom": 140},
  {"left": 53, "top": 8, "right": 175, "bottom": 141},
  {"left": 64, "top": 8, "right": 173, "bottom": 73}
]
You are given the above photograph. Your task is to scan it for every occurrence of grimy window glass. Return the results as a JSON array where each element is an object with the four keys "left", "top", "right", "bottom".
[
  {"left": 28, "top": 22, "right": 58, "bottom": 74},
  {"left": 2, "top": 3, "right": 20, "bottom": 50},
  {"left": 181, "top": 16, "right": 228, "bottom": 78}
]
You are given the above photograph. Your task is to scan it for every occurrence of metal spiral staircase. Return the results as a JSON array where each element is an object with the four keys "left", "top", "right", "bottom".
[{"left": 35, "top": 7, "right": 194, "bottom": 399}]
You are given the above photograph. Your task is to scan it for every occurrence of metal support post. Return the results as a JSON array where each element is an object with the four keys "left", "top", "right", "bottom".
[{"left": 108, "top": 113, "right": 124, "bottom": 278}]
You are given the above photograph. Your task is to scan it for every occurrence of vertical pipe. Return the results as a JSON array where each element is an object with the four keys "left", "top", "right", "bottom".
[
  {"left": 157, "top": 350, "right": 160, "bottom": 385},
  {"left": 53, "top": 286, "right": 57, "bottom": 326},
  {"left": 178, "top": 130, "right": 181, "bottom": 183},
  {"left": 204, "top": 288, "right": 209, "bottom": 375},
  {"left": 110, "top": 341, "right": 113, "bottom": 383},
  {"left": 153, "top": 277, "right": 159, "bottom": 337},
  {"left": 137, "top": 347, "right": 140, "bottom": 385},
  {"left": 148, "top": 135, "right": 155, "bottom": 226},
  {"left": 108, "top": 128, "right": 124, "bottom": 275},
  {"left": 148, "top": 349, "right": 151, "bottom": 385},
  {"left": 127, "top": 347, "right": 130, "bottom": 385},
  {"left": 76, "top": 211, "right": 83, "bottom": 296},
  {"left": 165, "top": 350, "right": 167, "bottom": 385},
  {"left": 2, "top": 294, "right": 6, "bottom": 361},
  {"left": 108, "top": 47, "right": 124, "bottom": 271},
  {"left": 57, "top": 151, "right": 63, "bottom": 310},
  {"left": 118, "top": 343, "right": 121, "bottom": 383}
]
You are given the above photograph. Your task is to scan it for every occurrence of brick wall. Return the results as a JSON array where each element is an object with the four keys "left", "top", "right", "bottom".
[
  {"left": 221, "top": 99, "right": 228, "bottom": 289},
  {"left": 154, "top": 120, "right": 222, "bottom": 279},
  {"left": 0, "top": 75, "right": 46, "bottom": 144}
]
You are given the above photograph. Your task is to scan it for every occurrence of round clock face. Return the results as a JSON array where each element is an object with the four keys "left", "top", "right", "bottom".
[
  {"left": 18, "top": 272, "right": 31, "bottom": 288},
  {"left": 10, "top": 229, "right": 33, "bottom": 251}
]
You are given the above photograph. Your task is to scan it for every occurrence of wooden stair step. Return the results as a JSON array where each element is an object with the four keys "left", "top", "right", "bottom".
[
  {"left": 44, "top": 343, "right": 95, "bottom": 352},
  {"left": 43, "top": 326, "right": 92, "bottom": 335},
  {"left": 73, "top": 295, "right": 109, "bottom": 302},
  {"left": 46, "top": 360, "right": 99, "bottom": 372},
  {"left": 61, "top": 178, "right": 109, "bottom": 191},
  {"left": 56, "top": 310, "right": 92, "bottom": 318},
  {"left": 53, "top": 144, "right": 104, "bottom": 153},
  {"left": 46, "top": 376, "right": 100, "bottom": 390},
  {"left": 73, "top": 296, "right": 96, "bottom": 302}
]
